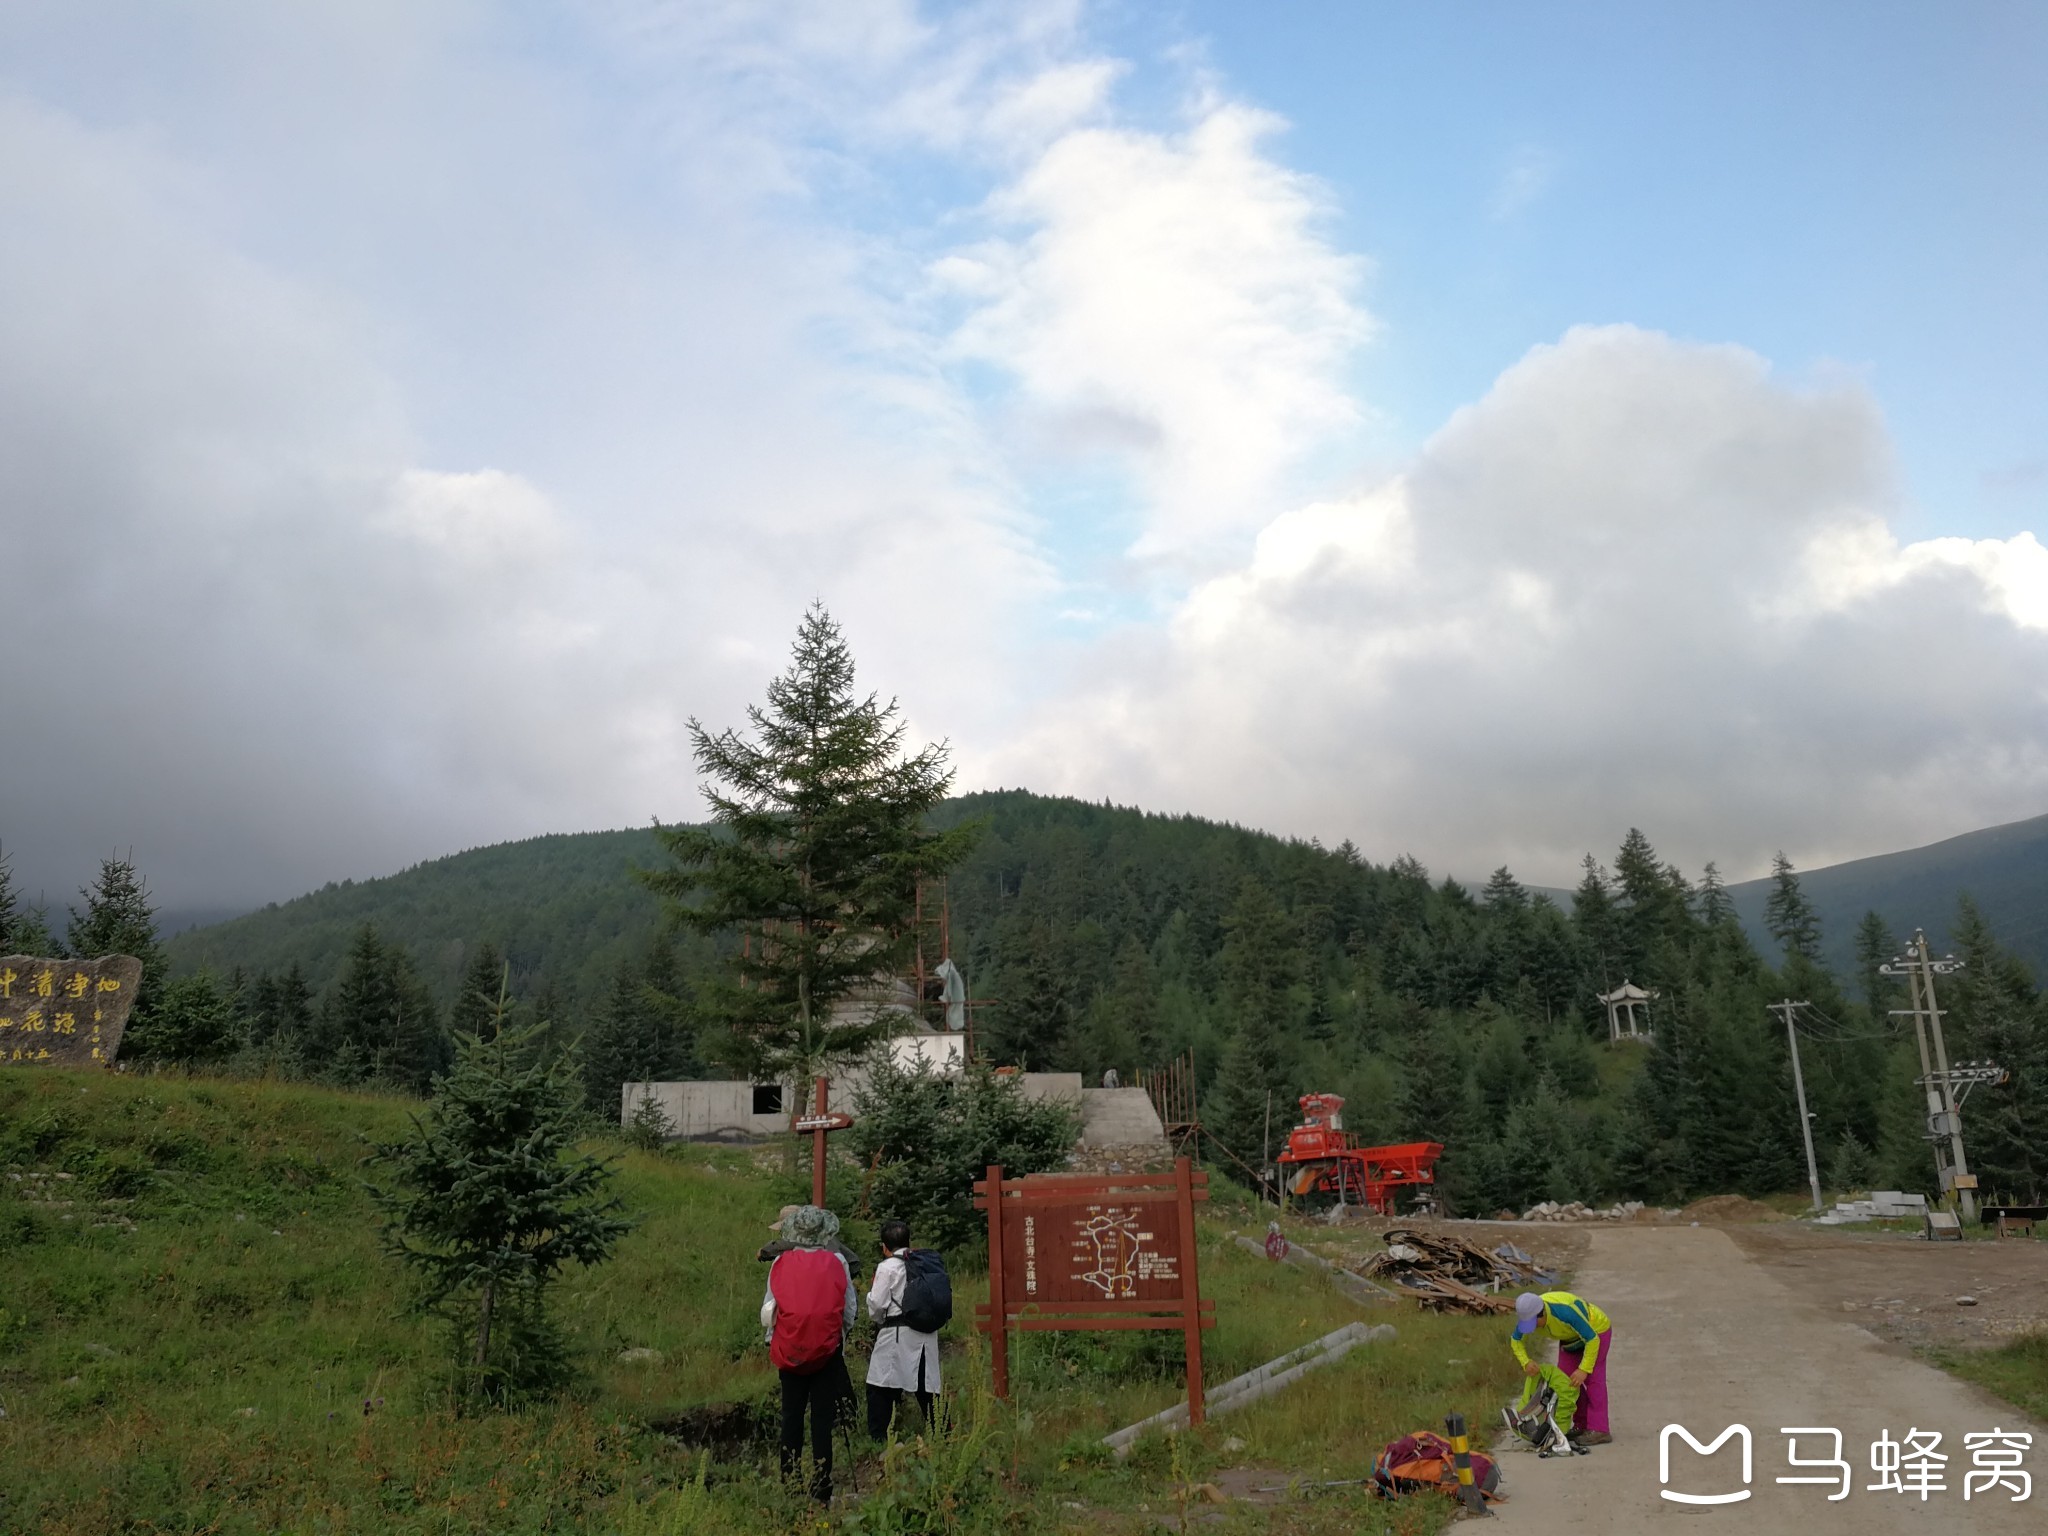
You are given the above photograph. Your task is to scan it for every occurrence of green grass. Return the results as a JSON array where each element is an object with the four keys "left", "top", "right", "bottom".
[
  {"left": 1, "top": 1067, "right": 1519, "bottom": 1534},
  {"left": 1931, "top": 1332, "right": 2048, "bottom": 1424}
]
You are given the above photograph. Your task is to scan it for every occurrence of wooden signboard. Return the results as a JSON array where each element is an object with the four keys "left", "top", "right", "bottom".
[
  {"left": 973, "top": 1157, "right": 1215, "bottom": 1420},
  {"left": 0, "top": 954, "right": 142, "bottom": 1068}
]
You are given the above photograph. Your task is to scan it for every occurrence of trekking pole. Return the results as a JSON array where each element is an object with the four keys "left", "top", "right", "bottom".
[{"left": 1443, "top": 1412, "right": 1492, "bottom": 1517}]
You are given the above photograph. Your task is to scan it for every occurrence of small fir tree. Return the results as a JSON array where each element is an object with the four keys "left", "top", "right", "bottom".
[
  {"left": 369, "top": 975, "right": 635, "bottom": 1406},
  {"left": 447, "top": 942, "right": 508, "bottom": 1040},
  {"left": 67, "top": 852, "right": 169, "bottom": 1056}
]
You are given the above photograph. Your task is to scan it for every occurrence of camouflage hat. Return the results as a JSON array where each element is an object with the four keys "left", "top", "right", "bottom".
[{"left": 781, "top": 1205, "right": 841, "bottom": 1249}]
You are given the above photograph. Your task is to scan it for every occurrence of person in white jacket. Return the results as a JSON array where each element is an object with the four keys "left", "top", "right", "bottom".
[{"left": 865, "top": 1218, "right": 942, "bottom": 1439}]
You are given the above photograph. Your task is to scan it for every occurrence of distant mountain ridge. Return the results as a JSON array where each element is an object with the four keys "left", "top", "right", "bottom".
[
  {"left": 164, "top": 799, "right": 2048, "bottom": 999},
  {"left": 1725, "top": 811, "right": 2048, "bottom": 975}
]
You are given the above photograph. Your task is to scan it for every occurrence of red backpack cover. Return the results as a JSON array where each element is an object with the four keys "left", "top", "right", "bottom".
[{"left": 769, "top": 1248, "right": 847, "bottom": 1374}]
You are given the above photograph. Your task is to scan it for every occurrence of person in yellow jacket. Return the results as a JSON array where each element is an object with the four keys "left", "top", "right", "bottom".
[{"left": 1510, "top": 1290, "right": 1613, "bottom": 1446}]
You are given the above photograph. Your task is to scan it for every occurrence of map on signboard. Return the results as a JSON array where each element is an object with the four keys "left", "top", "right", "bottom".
[
  {"left": 0, "top": 954, "right": 143, "bottom": 1068},
  {"left": 1070, "top": 1204, "right": 1180, "bottom": 1297}
]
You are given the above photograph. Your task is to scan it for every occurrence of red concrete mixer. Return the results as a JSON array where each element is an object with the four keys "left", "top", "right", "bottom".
[{"left": 1273, "top": 1093, "right": 1442, "bottom": 1214}]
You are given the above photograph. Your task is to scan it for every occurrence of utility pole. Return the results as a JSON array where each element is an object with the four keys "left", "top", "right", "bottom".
[
  {"left": 1770, "top": 1000, "right": 1823, "bottom": 1213},
  {"left": 1880, "top": 932, "right": 1976, "bottom": 1223}
]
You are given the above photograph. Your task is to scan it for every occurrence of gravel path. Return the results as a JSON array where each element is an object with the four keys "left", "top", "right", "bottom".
[{"left": 1489, "top": 1225, "right": 2044, "bottom": 1533}]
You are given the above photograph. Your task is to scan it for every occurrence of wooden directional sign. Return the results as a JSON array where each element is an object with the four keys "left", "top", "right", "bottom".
[
  {"left": 974, "top": 1157, "right": 1214, "bottom": 1421},
  {"left": 0, "top": 954, "right": 142, "bottom": 1069},
  {"left": 792, "top": 1111, "right": 854, "bottom": 1134}
]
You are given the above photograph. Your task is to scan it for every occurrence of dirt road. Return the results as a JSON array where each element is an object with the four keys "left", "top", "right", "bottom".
[{"left": 1490, "top": 1225, "right": 2045, "bottom": 1533}]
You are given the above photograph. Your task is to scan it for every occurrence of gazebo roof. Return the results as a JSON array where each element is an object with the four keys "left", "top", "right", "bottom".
[{"left": 1597, "top": 980, "right": 1657, "bottom": 1005}]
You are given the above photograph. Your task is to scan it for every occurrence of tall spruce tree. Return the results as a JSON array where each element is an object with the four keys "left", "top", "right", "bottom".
[
  {"left": 1943, "top": 898, "right": 2048, "bottom": 1193},
  {"left": 66, "top": 853, "right": 169, "bottom": 1057},
  {"left": 640, "top": 604, "right": 979, "bottom": 1087},
  {"left": 448, "top": 943, "right": 508, "bottom": 1040},
  {"left": 581, "top": 933, "right": 697, "bottom": 1114},
  {"left": 1764, "top": 852, "right": 1822, "bottom": 963},
  {"left": 1693, "top": 862, "right": 1735, "bottom": 928},
  {"left": 316, "top": 925, "right": 446, "bottom": 1091}
]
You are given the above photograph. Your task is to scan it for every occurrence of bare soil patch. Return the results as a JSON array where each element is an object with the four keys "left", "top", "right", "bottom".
[
  {"left": 1679, "top": 1193, "right": 1785, "bottom": 1223},
  {"left": 1731, "top": 1222, "right": 2048, "bottom": 1350}
]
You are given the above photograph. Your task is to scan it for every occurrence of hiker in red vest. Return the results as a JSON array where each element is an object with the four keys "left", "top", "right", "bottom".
[{"left": 760, "top": 1205, "right": 858, "bottom": 1502}]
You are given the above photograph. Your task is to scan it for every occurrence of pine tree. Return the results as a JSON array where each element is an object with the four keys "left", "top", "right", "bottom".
[
  {"left": 142, "top": 973, "right": 239, "bottom": 1062},
  {"left": 0, "top": 843, "right": 18, "bottom": 952},
  {"left": 580, "top": 935, "right": 696, "bottom": 1115},
  {"left": 1693, "top": 861, "right": 1735, "bottom": 928},
  {"left": 1481, "top": 867, "right": 1527, "bottom": 913},
  {"left": 1853, "top": 911, "right": 1900, "bottom": 1015},
  {"left": 640, "top": 605, "right": 979, "bottom": 1086},
  {"left": 66, "top": 852, "right": 169, "bottom": 1054},
  {"left": 1764, "top": 852, "right": 1822, "bottom": 963},
  {"left": 316, "top": 925, "right": 446, "bottom": 1091},
  {"left": 1202, "top": 1014, "right": 1293, "bottom": 1181},
  {"left": 1943, "top": 899, "right": 2048, "bottom": 1193},
  {"left": 369, "top": 981, "right": 635, "bottom": 1406},
  {"left": 1571, "top": 855, "right": 1620, "bottom": 989},
  {"left": 449, "top": 943, "right": 508, "bottom": 1040}
]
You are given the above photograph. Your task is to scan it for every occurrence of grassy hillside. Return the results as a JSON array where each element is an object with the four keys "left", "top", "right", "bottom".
[
  {"left": 1, "top": 1063, "right": 1524, "bottom": 1535},
  {"left": 1727, "top": 811, "right": 2048, "bottom": 978}
]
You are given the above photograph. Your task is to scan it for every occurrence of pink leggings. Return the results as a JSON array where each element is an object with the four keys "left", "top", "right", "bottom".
[{"left": 1559, "top": 1331, "right": 1611, "bottom": 1434}]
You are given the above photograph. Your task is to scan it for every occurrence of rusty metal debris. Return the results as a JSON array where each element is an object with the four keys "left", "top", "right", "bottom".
[{"left": 1352, "top": 1228, "right": 1555, "bottom": 1314}]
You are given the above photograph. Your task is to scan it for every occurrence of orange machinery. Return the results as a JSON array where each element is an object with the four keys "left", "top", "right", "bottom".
[{"left": 1273, "top": 1093, "right": 1443, "bottom": 1214}]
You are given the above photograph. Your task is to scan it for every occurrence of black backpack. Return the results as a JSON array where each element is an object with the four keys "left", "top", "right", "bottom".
[{"left": 887, "top": 1248, "right": 953, "bottom": 1335}]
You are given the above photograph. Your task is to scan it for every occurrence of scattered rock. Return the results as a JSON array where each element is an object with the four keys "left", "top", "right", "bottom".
[
  {"left": 617, "top": 1346, "right": 664, "bottom": 1364},
  {"left": 1221, "top": 1436, "right": 1247, "bottom": 1454},
  {"left": 1957, "top": 1296, "right": 1978, "bottom": 1307}
]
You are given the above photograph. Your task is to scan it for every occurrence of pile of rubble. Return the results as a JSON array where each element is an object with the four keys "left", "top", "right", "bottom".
[
  {"left": 1517, "top": 1199, "right": 1679, "bottom": 1223},
  {"left": 1353, "top": 1227, "right": 1556, "bottom": 1314}
]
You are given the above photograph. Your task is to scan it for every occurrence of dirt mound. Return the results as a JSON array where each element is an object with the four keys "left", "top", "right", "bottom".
[{"left": 1680, "top": 1194, "right": 1785, "bottom": 1224}]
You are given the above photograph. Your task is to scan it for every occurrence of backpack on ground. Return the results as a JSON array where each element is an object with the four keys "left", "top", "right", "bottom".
[
  {"left": 885, "top": 1248, "right": 953, "bottom": 1335},
  {"left": 1371, "top": 1431, "right": 1502, "bottom": 1502},
  {"left": 769, "top": 1248, "right": 847, "bottom": 1374}
]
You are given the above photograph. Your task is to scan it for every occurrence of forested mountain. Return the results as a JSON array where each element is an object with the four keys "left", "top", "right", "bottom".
[
  {"left": 1726, "top": 811, "right": 2048, "bottom": 979},
  {"left": 145, "top": 790, "right": 2048, "bottom": 1211}
]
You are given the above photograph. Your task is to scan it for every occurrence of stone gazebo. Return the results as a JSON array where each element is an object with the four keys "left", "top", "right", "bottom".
[{"left": 1598, "top": 980, "right": 1657, "bottom": 1043}]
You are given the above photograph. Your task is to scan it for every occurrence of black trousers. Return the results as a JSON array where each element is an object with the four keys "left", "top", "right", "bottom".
[
  {"left": 865, "top": 1347, "right": 935, "bottom": 1441},
  {"left": 778, "top": 1351, "right": 850, "bottom": 1502},
  {"left": 865, "top": 1382, "right": 936, "bottom": 1440}
]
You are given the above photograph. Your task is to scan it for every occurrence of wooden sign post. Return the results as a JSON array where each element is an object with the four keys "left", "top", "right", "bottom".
[{"left": 973, "top": 1157, "right": 1214, "bottom": 1421}]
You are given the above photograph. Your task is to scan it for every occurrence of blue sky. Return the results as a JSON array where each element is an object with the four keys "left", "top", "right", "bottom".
[
  {"left": 1165, "top": 1, "right": 2048, "bottom": 542},
  {"left": 2, "top": 1, "right": 2044, "bottom": 908}
]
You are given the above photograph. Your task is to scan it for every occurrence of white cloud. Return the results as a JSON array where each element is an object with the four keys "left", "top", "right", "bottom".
[
  {"left": 4, "top": 4, "right": 2045, "bottom": 919},
  {"left": 935, "top": 101, "right": 1373, "bottom": 564},
  {"left": 998, "top": 326, "right": 2048, "bottom": 881}
]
